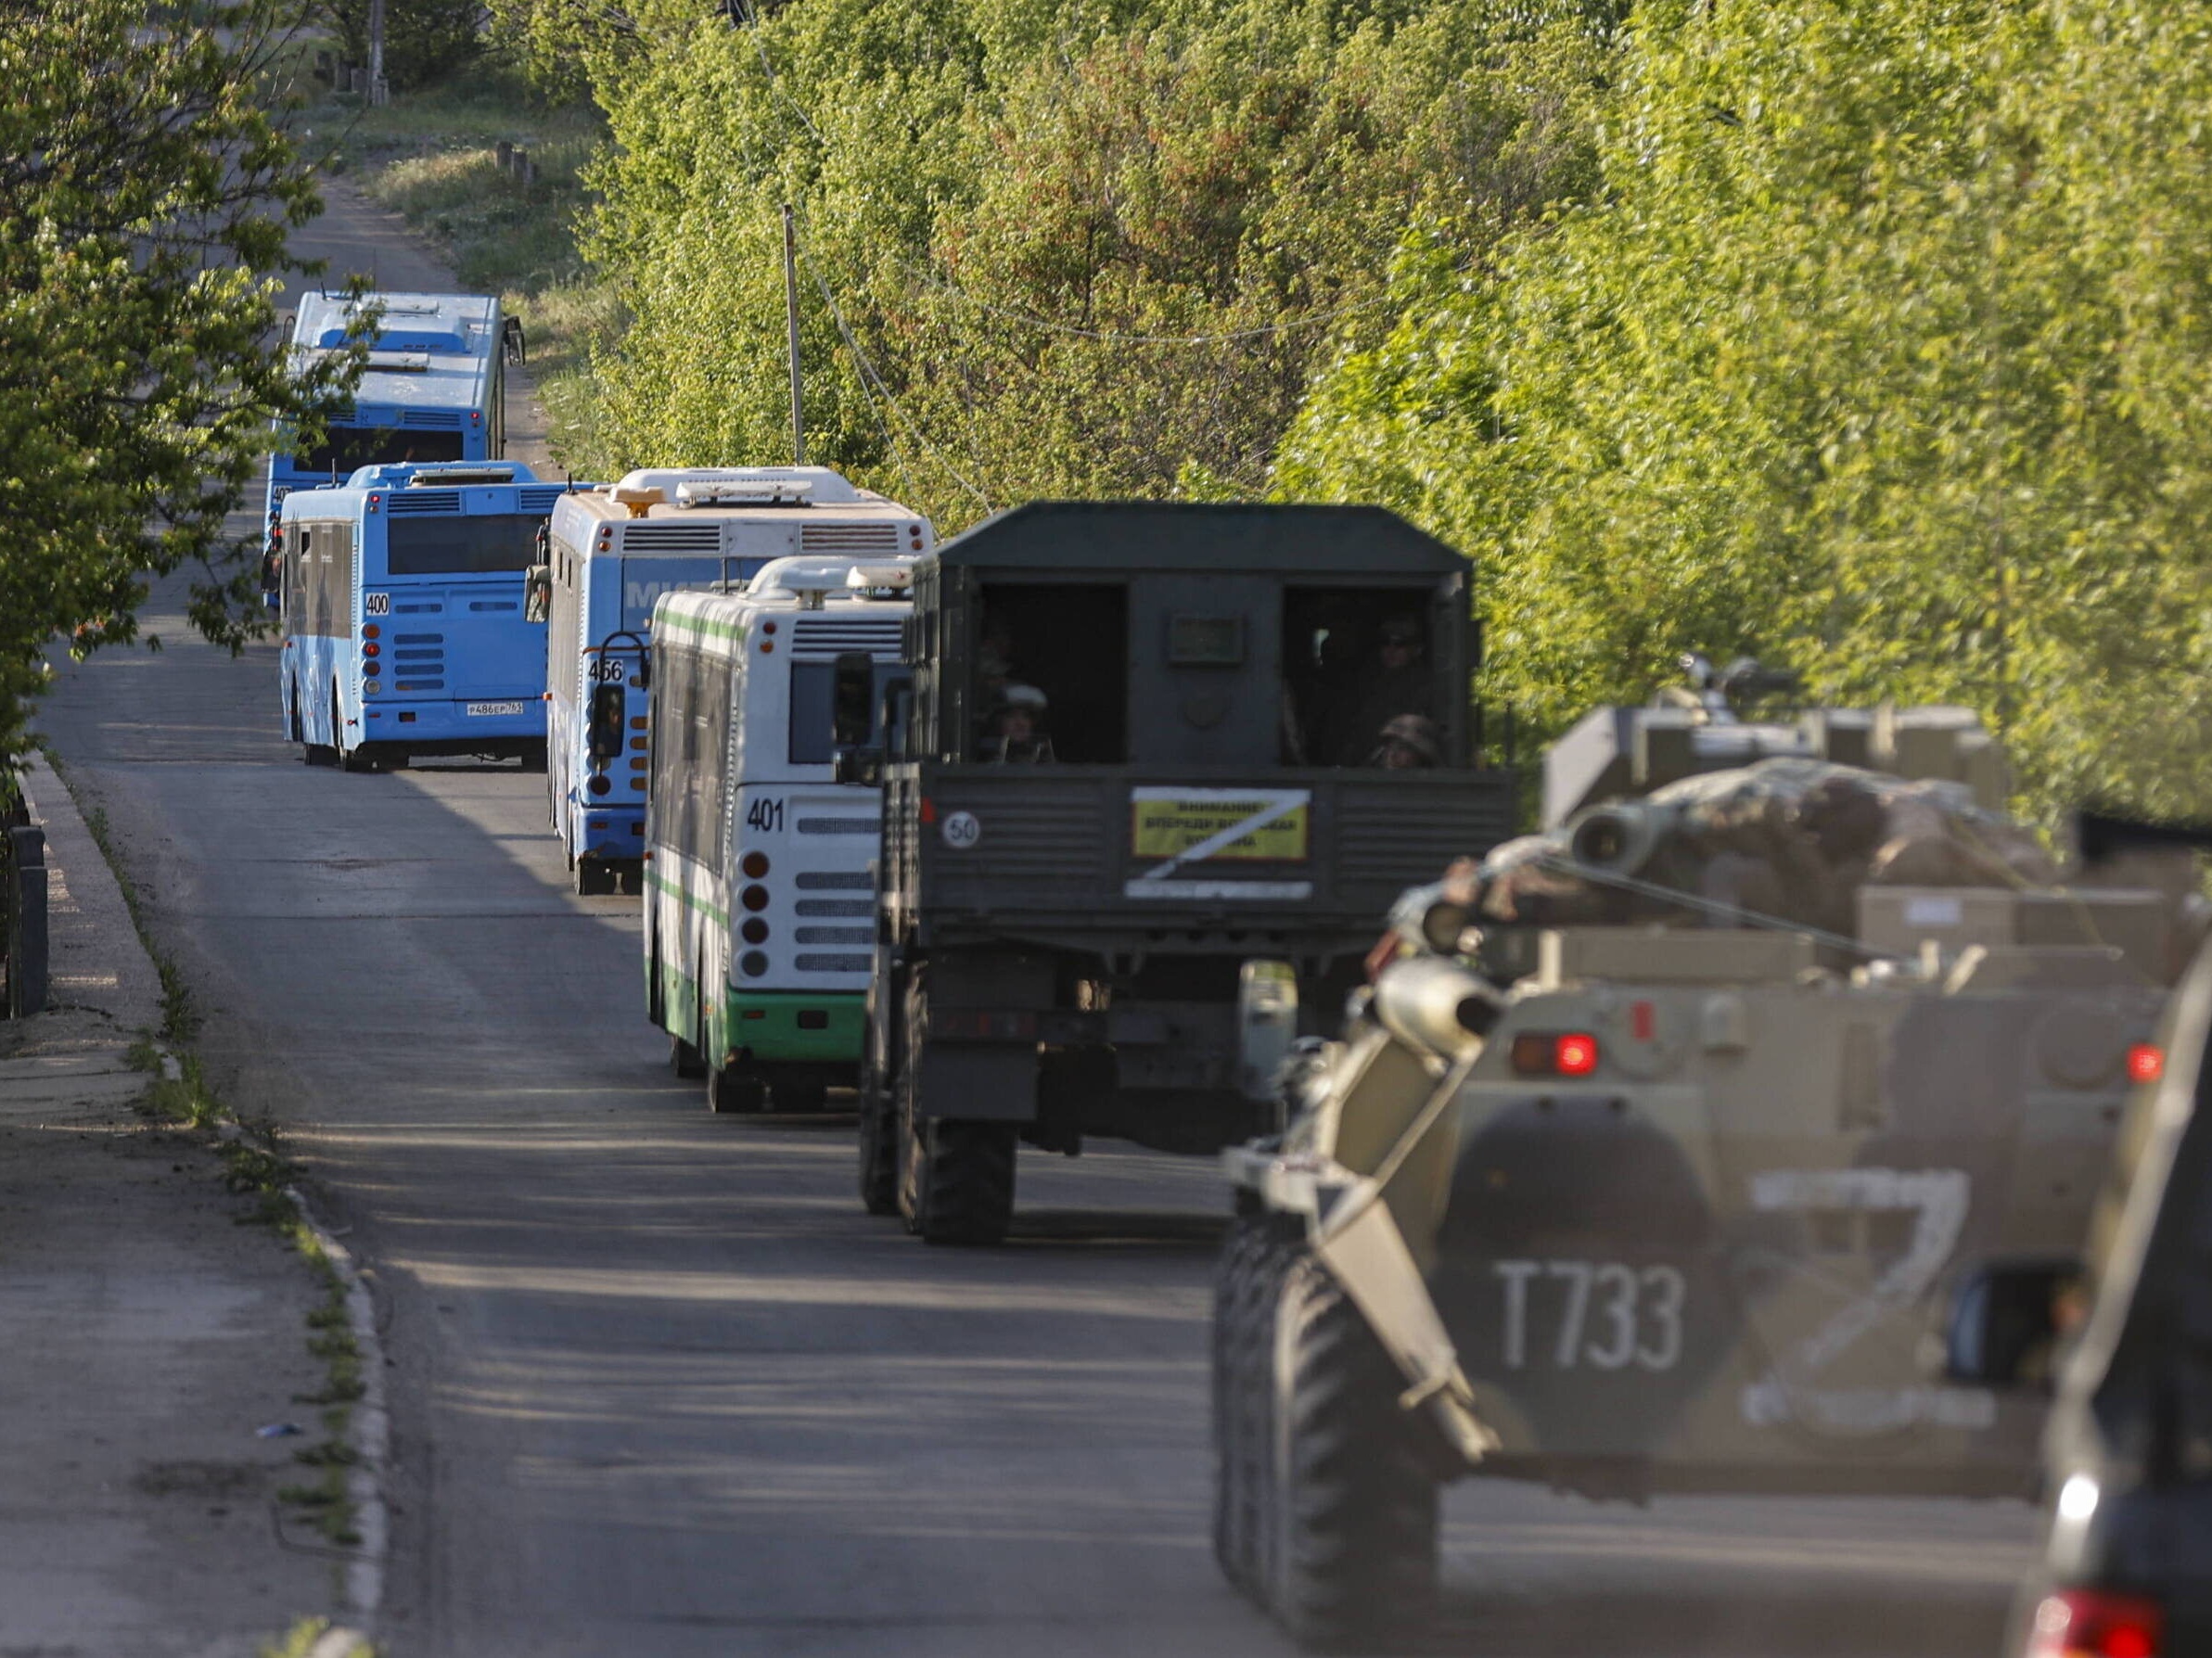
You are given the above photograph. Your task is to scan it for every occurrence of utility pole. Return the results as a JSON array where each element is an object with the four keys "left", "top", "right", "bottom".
[
  {"left": 782, "top": 204, "right": 806, "bottom": 466},
  {"left": 367, "top": 0, "right": 389, "bottom": 106}
]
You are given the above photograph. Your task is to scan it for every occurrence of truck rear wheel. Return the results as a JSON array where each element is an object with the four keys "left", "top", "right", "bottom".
[
  {"left": 1268, "top": 1246, "right": 1439, "bottom": 1651},
  {"left": 897, "top": 968, "right": 1016, "bottom": 1244}
]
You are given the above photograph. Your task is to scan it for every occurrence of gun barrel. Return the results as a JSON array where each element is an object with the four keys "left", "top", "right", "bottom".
[{"left": 1372, "top": 955, "right": 1501, "bottom": 1060}]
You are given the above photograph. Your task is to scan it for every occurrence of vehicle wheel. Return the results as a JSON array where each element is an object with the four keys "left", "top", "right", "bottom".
[
  {"left": 340, "top": 744, "right": 376, "bottom": 773},
  {"left": 897, "top": 968, "right": 1016, "bottom": 1245},
  {"left": 522, "top": 739, "right": 548, "bottom": 773},
  {"left": 617, "top": 868, "right": 643, "bottom": 897},
  {"left": 670, "top": 1030, "right": 706, "bottom": 1080},
  {"left": 857, "top": 965, "right": 903, "bottom": 1216},
  {"left": 1214, "top": 1210, "right": 1285, "bottom": 1597},
  {"left": 288, "top": 685, "right": 304, "bottom": 746},
  {"left": 1269, "top": 1246, "right": 1439, "bottom": 1652},
  {"left": 573, "top": 859, "right": 612, "bottom": 896},
  {"left": 708, "top": 1064, "right": 767, "bottom": 1115}
]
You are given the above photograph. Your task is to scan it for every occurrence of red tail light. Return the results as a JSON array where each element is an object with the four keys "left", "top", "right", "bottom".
[
  {"left": 2026, "top": 1589, "right": 2164, "bottom": 1658},
  {"left": 2128, "top": 1043, "right": 2165, "bottom": 1084},
  {"left": 1508, "top": 1031, "right": 1602, "bottom": 1078}
]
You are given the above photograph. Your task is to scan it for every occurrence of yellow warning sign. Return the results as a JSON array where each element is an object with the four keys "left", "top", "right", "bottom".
[{"left": 1129, "top": 789, "right": 1311, "bottom": 864}]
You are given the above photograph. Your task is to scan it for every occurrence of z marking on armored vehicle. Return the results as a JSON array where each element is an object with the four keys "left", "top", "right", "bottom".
[{"left": 1213, "top": 665, "right": 2186, "bottom": 1649}]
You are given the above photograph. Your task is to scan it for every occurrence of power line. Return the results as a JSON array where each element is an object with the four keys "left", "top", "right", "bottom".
[{"left": 799, "top": 242, "right": 995, "bottom": 513}]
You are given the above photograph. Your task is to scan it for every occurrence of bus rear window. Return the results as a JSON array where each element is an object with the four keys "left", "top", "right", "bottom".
[
  {"left": 789, "top": 660, "right": 901, "bottom": 764},
  {"left": 386, "top": 515, "right": 543, "bottom": 577},
  {"left": 284, "top": 427, "right": 464, "bottom": 476}
]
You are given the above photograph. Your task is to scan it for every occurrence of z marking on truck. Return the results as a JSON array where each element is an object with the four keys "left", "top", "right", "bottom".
[{"left": 1129, "top": 786, "right": 1309, "bottom": 874}]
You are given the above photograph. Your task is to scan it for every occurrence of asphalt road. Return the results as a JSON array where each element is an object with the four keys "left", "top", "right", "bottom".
[{"left": 27, "top": 185, "right": 2045, "bottom": 1657}]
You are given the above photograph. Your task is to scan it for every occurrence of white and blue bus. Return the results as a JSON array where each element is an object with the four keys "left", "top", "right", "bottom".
[
  {"left": 277, "top": 462, "right": 568, "bottom": 772},
  {"left": 542, "top": 466, "right": 932, "bottom": 894},
  {"left": 263, "top": 292, "right": 508, "bottom": 573}
]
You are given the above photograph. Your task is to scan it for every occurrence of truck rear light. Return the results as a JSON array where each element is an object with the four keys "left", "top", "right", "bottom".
[
  {"left": 2128, "top": 1043, "right": 2164, "bottom": 1084},
  {"left": 1508, "top": 1031, "right": 1601, "bottom": 1077},
  {"left": 2025, "top": 1588, "right": 2163, "bottom": 1658},
  {"left": 932, "top": 1009, "right": 1037, "bottom": 1042}
]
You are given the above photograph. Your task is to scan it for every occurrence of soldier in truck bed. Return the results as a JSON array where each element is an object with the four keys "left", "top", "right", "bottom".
[{"left": 1325, "top": 614, "right": 1434, "bottom": 765}]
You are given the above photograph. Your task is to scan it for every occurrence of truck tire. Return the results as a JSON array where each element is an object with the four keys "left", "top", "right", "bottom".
[
  {"left": 1269, "top": 1247, "right": 1439, "bottom": 1652},
  {"left": 856, "top": 965, "right": 902, "bottom": 1216},
  {"left": 897, "top": 967, "right": 1016, "bottom": 1244}
]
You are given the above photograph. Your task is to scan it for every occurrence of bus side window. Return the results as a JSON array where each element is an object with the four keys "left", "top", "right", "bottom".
[{"left": 337, "top": 524, "right": 357, "bottom": 640}]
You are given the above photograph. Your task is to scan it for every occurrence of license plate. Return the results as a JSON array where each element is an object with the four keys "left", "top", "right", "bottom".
[{"left": 466, "top": 700, "right": 525, "bottom": 717}]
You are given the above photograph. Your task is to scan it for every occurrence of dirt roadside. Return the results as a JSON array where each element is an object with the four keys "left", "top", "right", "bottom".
[{"left": 0, "top": 753, "right": 355, "bottom": 1657}]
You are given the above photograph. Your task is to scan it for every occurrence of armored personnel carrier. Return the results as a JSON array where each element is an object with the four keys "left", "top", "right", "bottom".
[{"left": 1211, "top": 667, "right": 2187, "bottom": 1650}]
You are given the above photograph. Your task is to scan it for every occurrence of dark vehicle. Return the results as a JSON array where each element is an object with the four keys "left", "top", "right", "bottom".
[
  {"left": 1953, "top": 908, "right": 2212, "bottom": 1658},
  {"left": 848, "top": 501, "right": 1515, "bottom": 1244}
]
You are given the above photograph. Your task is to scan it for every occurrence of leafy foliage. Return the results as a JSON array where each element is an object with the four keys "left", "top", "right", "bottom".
[
  {"left": 556, "top": 0, "right": 1610, "bottom": 529},
  {"left": 0, "top": 0, "right": 363, "bottom": 762},
  {"left": 321, "top": 0, "right": 485, "bottom": 91},
  {"left": 1283, "top": 0, "right": 2212, "bottom": 816}
]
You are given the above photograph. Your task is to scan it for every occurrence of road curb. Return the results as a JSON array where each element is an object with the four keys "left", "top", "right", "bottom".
[{"left": 288, "top": 1184, "right": 390, "bottom": 1630}]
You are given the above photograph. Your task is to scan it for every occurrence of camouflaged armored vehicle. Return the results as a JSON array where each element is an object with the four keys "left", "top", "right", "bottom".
[{"left": 1212, "top": 669, "right": 2188, "bottom": 1650}]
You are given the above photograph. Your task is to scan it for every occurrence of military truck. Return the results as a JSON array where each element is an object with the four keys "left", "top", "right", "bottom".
[
  {"left": 1210, "top": 674, "right": 2185, "bottom": 1650},
  {"left": 845, "top": 502, "right": 1516, "bottom": 1244}
]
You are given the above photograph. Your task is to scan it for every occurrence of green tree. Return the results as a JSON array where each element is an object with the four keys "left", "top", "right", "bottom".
[
  {"left": 1282, "top": 0, "right": 2212, "bottom": 818},
  {"left": 567, "top": 0, "right": 1608, "bottom": 530},
  {"left": 323, "top": 0, "right": 483, "bottom": 90},
  {"left": 0, "top": 0, "right": 364, "bottom": 762}
]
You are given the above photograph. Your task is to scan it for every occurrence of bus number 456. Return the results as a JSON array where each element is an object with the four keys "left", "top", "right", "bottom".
[{"left": 1493, "top": 1258, "right": 1685, "bottom": 1372}]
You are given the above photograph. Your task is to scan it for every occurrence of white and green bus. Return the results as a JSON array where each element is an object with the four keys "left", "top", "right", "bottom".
[{"left": 645, "top": 558, "right": 915, "bottom": 1111}]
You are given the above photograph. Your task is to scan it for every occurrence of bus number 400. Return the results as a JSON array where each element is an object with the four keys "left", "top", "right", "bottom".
[{"left": 745, "top": 797, "right": 786, "bottom": 834}]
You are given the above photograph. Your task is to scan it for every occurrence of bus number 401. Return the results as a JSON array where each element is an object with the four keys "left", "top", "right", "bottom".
[{"left": 745, "top": 797, "right": 785, "bottom": 834}]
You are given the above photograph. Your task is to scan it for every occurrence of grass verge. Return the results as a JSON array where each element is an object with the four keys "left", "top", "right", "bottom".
[{"left": 40, "top": 753, "right": 369, "bottom": 1550}]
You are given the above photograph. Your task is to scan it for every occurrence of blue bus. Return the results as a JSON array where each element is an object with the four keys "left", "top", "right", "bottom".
[
  {"left": 542, "top": 466, "right": 933, "bottom": 893},
  {"left": 277, "top": 462, "right": 566, "bottom": 772},
  {"left": 264, "top": 292, "right": 509, "bottom": 575}
]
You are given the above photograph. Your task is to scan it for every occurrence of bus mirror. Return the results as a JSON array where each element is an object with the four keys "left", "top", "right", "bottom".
[
  {"left": 587, "top": 682, "right": 626, "bottom": 761},
  {"left": 833, "top": 746, "right": 884, "bottom": 788},
  {"left": 1945, "top": 1259, "right": 2081, "bottom": 1390},
  {"left": 832, "top": 653, "right": 873, "bottom": 749},
  {"left": 524, "top": 564, "right": 552, "bottom": 623}
]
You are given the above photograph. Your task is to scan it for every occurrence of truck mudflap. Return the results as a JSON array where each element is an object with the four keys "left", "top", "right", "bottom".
[{"left": 1225, "top": 1145, "right": 1498, "bottom": 1466}]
